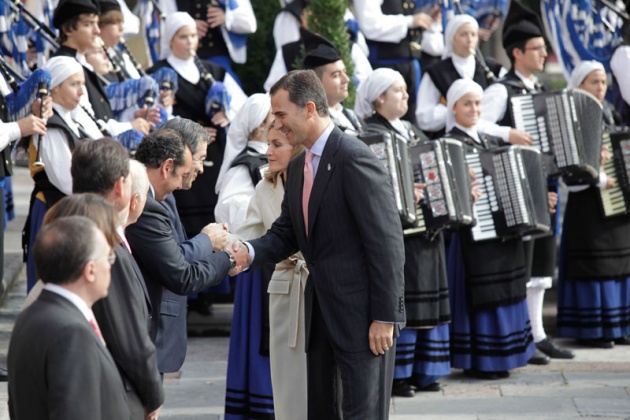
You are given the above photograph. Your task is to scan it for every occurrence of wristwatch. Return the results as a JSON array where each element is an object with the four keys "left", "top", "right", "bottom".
[{"left": 224, "top": 250, "right": 236, "bottom": 270}]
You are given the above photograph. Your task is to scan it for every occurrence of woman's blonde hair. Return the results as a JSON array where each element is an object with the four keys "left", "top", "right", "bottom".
[{"left": 263, "top": 121, "right": 305, "bottom": 186}]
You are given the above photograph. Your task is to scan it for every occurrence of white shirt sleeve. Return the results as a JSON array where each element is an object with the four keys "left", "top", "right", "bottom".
[
  {"left": 354, "top": 0, "right": 413, "bottom": 43},
  {"left": 273, "top": 12, "right": 301, "bottom": 50},
  {"left": 415, "top": 73, "right": 447, "bottom": 131},
  {"left": 214, "top": 165, "right": 256, "bottom": 232},
  {"left": 264, "top": 49, "right": 287, "bottom": 92},
  {"left": 481, "top": 83, "right": 509, "bottom": 123},
  {"left": 420, "top": 22, "right": 444, "bottom": 57},
  {"left": 351, "top": 43, "right": 373, "bottom": 86},
  {"left": 224, "top": 73, "right": 248, "bottom": 122},
  {"left": 39, "top": 128, "right": 73, "bottom": 196},
  {"left": 477, "top": 118, "right": 511, "bottom": 142},
  {"left": 105, "top": 118, "right": 134, "bottom": 136},
  {"left": 225, "top": 0, "right": 257, "bottom": 34},
  {"left": 0, "top": 121, "right": 22, "bottom": 151},
  {"left": 611, "top": 46, "right": 630, "bottom": 106}
]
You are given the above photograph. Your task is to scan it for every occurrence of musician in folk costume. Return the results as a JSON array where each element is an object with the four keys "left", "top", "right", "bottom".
[
  {"left": 353, "top": 0, "right": 444, "bottom": 121},
  {"left": 51, "top": 0, "right": 151, "bottom": 137},
  {"left": 303, "top": 30, "right": 366, "bottom": 137},
  {"left": 25, "top": 57, "right": 102, "bottom": 292},
  {"left": 415, "top": 14, "right": 506, "bottom": 138},
  {"left": 98, "top": 0, "right": 141, "bottom": 82},
  {"left": 215, "top": 94, "right": 271, "bottom": 232},
  {"left": 610, "top": 13, "right": 630, "bottom": 125},
  {"left": 481, "top": 0, "right": 574, "bottom": 363},
  {"left": 148, "top": 11, "right": 246, "bottom": 236},
  {"left": 354, "top": 68, "right": 450, "bottom": 396},
  {"left": 556, "top": 61, "right": 630, "bottom": 347},
  {"left": 444, "top": 79, "right": 535, "bottom": 379},
  {"left": 159, "top": 0, "right": 257, "bottom": 76}
]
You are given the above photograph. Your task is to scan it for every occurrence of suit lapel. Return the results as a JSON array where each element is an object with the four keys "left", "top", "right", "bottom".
[{"left": 307, "top": 129, "right": 339, "bottom": 236}]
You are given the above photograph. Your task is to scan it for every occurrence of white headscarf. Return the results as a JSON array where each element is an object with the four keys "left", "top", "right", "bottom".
[
  {"left": 446, "top": 78, "right": 484, "bottom": 131},
  {"left": 160, "top": 12, "right": 196, "bottom": 59},
  {"left": 442, "top": 14, "right": 479, "bottom": 59},
  {"left": 215, "top": 93, "right": 271, "bottom": 193},
  {"left": 354, "top": 68, "right": 404, "bottom": 119},
  {"left": 568, "top": 60, "right": 606, "bottom": 89},
  {"left": 44, "top": 56, "right": 84, "bottom": 89}
]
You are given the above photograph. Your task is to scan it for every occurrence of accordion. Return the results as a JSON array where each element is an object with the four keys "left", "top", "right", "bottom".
[
  {"left": 599, "top": 129, "right": 630, "bottom": 218},
  {"left": 510, "top": 89, "right": 603, "bottom": 181},
  {"left": 409, "top": 138, "right": 475, "bottom": 234},
  {"left": 465, "top": 145, "right": 551, "bottom": 241}
]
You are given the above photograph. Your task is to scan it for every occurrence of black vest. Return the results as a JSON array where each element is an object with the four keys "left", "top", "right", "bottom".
[
  {"left": 52, "top": 46, "right": 114, "bottom": 121},
  {"left": 496, "top": 68, "right": 544, "bottom": 127},
  {"left": 281, "top": 40, "right": 302, "bottom": 73},
  {"left": 176, "top": 0, "right": 230, "bottom": 59},
  {"left": 427, "top": 56, "right": 500, "bottom": 98},
  {"left": 366, "top": 0, "right": 421, "bottom": 61},
  {"left": 229, "top": 146, "right": 268, "bottom": 187}
]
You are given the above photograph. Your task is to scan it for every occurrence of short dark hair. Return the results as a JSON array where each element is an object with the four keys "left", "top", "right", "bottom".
[
  {"left": 134, "top": 128, "right": 188, "bottom": 170},
  {"left": 161, "top": 118, "right": 209, "bottom": 155},
  {"left": 506, "top": 40, "right": 528, "bottom": 65},
  {"left": 270, "top": 70, "right": 329, "bottom": 117},
  {"left": 59, "top": 13, "right": 97, "bottom": 44},
  {"left": 34, "top": 216, "right": 101, "bottom": 285},
  {"left": 72, "top": 138, "right": 130, "bottom": 196}
]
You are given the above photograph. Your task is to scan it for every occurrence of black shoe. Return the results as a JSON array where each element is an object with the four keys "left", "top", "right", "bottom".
[
  {"left": 0, "top": 367, "right": 8, "bottom": 382},
  {"left": 613, "top": 336, "right": 630, "bottom": 345},
  {"left": 528, "top": 349, "right": 550, "bottom": 365},
  {"left": 536, "top": 337, "right": 575, "bottom": 359},
  {"left": 577, "top": 339, "right": 614, "bottom": 349},
  {"left": 417, "top": 382, "right": 442, "bottom": 392},
  {"left": 495, "top": 371, "right": 510, "bottom": 379},
  {"left": 463, "top": 369, "right": 500, "bottom": 380},
  {"left": 391, "top": 379, "right": 415, "bottom": 397}
]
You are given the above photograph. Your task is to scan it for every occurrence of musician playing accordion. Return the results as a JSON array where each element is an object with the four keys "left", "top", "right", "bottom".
[
  {"left": 557, "top": 61, "right": 630, "bottom": 348},
  {"left": 480, "top": 0, "right": 575, "bottom": 364}
]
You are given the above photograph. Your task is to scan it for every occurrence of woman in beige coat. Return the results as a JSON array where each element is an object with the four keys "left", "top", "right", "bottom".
[{"left": 235, "top": 123, "right": 308, "bottom": 419}]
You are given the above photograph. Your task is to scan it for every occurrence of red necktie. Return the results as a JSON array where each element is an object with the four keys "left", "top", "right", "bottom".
[
  {"left": 302, "top": 151, "right": 315, "bottom": 234},
  {"left": 89, "top": 317, "right": 106, "bottom": 346}
]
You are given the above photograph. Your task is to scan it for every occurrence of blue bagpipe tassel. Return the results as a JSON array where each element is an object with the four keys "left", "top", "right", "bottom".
[
  {"left": 215, "top": 0, "right": 247, "bottom": 49},
  {"left": 151, "top": 66, "right": 179, "bottom": 94},
  {"left": 6, "top": 68, "right": 51, "bottom": 121},
  {"left": 141, "top": 0, "right": 160, "bottom": 64},
  {"left": 13, "top": 14, "right": 31, "bottom": 77},
  {"left": 105, "top": 76, "right": 159, "bottom": 119},
  {"left": 205, "top": 81, "right": 231, "bottom": 120},
  {"left": 0, "top": 2, "right": 13, "bottom": 57},
  {"left": 116, "top": 129, "right": 145, "bottom": 151}
]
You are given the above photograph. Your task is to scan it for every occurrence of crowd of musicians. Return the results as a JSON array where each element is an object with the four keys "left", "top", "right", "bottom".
[{"left": 1, "top": 0, "right": 630, "bottom": 419}]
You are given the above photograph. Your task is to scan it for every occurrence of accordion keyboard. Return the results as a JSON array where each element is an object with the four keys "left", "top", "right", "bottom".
[
  {"left": 600, "top": 132, "right": 628, "bottom": 217},
  {"left": 511, "top": 95, "right": 551, "bottom": 153},
  {"left": 467, "top": 151, "right": 499, "bottom": 241}
]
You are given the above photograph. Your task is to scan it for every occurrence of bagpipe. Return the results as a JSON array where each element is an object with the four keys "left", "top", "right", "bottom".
[
  {"left": 190, "top": 49, "right": 231, "bottom": 125},
  {"left": 413, "top": 0, "right": 508, "bottom": 30}
]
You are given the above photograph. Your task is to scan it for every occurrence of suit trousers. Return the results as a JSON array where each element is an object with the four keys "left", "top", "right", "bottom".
[{"left": 307, "top": 293, "right": 396, "bottom": 420}]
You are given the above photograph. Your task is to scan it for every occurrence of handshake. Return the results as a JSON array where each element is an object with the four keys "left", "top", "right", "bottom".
[{"left": 202, "top": 222, "right": 253, "bottom": 276}]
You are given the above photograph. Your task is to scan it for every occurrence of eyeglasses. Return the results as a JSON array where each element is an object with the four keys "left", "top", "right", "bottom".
[
  {"left": 96, "top": 251, "right": 116, "bottom": 266},
  {"left": 524, "top": 45, "right": 547, "bottom": 53}
]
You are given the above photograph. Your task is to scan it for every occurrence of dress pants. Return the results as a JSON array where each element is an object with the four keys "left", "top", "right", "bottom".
[{"left": 307, "top": 293, "right": 396, "bottom": 420}]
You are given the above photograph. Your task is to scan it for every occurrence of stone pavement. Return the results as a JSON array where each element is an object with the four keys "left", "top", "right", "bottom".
[{"left": 0, "top": 167, "right": 628, "bottom": 419}]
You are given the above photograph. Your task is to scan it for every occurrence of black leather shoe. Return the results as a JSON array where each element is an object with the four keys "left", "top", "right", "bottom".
[
  {"left": 417, "top": 382, "right": 442, "bottom": 392},
  {"left": 614, "top": 336, "right": 630, "bottom": 345},
  {"left": 0, "top": 367, "right": 8, "bottom": 382},
  {"left": 495, "top": 371, "right": 510, "bottom": 379},
  {"left": 577, "top": 339, "right": 614, "bottom": 349},
  {"left": 536, "top": 337, "right": 575, "bottom": 359},
  {"left": 392, "top": 379, "right": 415, "bottom": 397},
  {"left": 527, "top": 349, "right": 551, "bottom": 365},
  {"left": 463, "top": 369, "right": 500, "bottom": 380}
]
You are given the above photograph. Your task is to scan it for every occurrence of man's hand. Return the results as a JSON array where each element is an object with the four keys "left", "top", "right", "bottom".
[
  {"left": 226, "top": 240, "right": 252, "bottom": 276},
  {"left": 202, "top": 222, "right": 228, "bottom": 251},
  {"left": 548, "top": 192, "right": 558, "bottom": 213},
  {"left": 205, "top": 126, "right": 218, "bottom": 143},
  {"left": 368, "top": 321, "right": 394, "bottom": 356},
  {"left": 17, "top": 115, "right": 46, "bottom": 137},
  {"left": 211, "top": 111, "right": 230, "bottom": 128},
  {"left": 159, "top": 89, "right": 174, "bottom": 109},
  {"left": 135, "top": 106, "right": 162, "bottom": 124},
  {"left": 411, "top": 12, "right": 432, "bottom": 30},
  {"left": 207, "top": 6, "right": 226, "bottom": 28},
  {"left": 130, "top": 118, "right": 153, "bottom": 135},
  {"left": 195, "top": 19, "right": 209, "bottom": 38},
  {"left": 508, "top": 129, "right": 532, "bottom": 145},
  {"left": 145, "top": 405, "right": 161, "bottom": 420}
]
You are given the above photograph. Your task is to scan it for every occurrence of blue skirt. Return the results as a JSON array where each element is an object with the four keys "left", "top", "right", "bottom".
[
  {"left": 26, "top": 199, "right": 47, "bottom": 292},
  {"left": 225, "top": 269, "right": 274, "bottom": 419},
  {"left": 394, "top": 324, "right": 451, "bottom": 388},
  {"left": 447, "top": 234, "right": 535, "bottom": 372}
]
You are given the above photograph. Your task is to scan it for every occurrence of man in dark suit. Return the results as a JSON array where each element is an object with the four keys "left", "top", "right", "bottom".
[
  {"left": 71, "top": 139, "right": 163, "bottom": 419},
  {"left": 239, "top": 70, "right": 406, "bottom": 419},
  {"left": 8, "top": 216, "right": 128, "bottom": 419},
  {"left": 126, "top": 128, "right": 247, "bottom": 374}
]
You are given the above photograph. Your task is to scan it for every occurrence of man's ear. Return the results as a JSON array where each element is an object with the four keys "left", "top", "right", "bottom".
[
  {"left": 160, "top": 158, "right": 174, "bottom": 179},
  {"left": 305, "top": 101, "right": 317, "bottom": 118},
  {"left": 113, "top": 176, "right": 124, "bottom": 199},
  {"left": 82, "top": 260, "right": 97, "bottom": 284}
]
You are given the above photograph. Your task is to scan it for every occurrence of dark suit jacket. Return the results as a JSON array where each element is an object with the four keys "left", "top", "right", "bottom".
[
  {"left": 126, "top": 191, "right": 231, "bottom": 373},
  {"left": 8, "top": 290, "right": 129, "bottom": 419},
  {"left": 92, "top": 243, "right": 163, "bottom": 416},
  {"left": 250, "top": 126, "right": 406, "bottom": 353}
]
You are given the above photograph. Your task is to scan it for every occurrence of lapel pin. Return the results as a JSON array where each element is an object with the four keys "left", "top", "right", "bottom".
[{"left": 327, "top": 163, "right": 332, "bottom": 171}]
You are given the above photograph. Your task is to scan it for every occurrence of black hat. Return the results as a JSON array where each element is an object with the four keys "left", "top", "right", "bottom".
[
  {"left": 97, "top": 0, "right": 121, "bottom": 15},
  {"left": 53, "top": 0, "right": 100, "bottom": 28},
  {"left": 502, "top": 0, "right": 544, "bottom": 50},
  {"left": 301, "top": 28, "right": 342, "bottom": 69}
]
